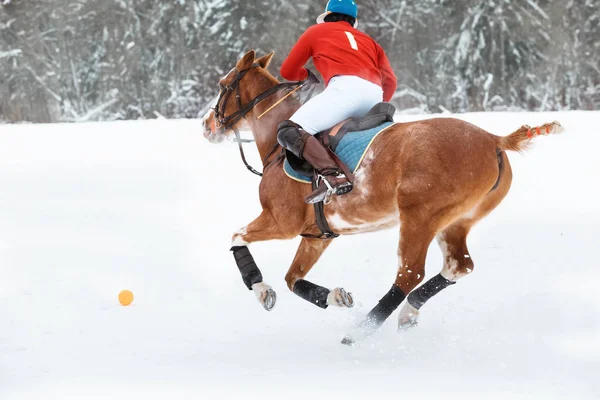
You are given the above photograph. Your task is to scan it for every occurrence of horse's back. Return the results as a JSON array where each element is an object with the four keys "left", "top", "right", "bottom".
[{"left": 368, "top": 117, "right": 502, "bottom": 206}]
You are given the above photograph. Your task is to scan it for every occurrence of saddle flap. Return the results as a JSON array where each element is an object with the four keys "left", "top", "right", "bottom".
[{"left": 285, "top": 150, "right": 314, "bottom": 178}]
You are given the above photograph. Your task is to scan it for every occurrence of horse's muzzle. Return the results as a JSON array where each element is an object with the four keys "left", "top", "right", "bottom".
[
  {"left": 208, "top": 133, "right": 226, "bottom": 144},
  {"left": 202, "top": 117, "right": 226, "bottom": 144},
  {"left": 204, "top": 129, "right": 226, "bottom": 144}
]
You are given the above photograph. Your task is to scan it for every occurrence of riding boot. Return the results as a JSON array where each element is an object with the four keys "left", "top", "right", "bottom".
[
  {"left": 302, "top": 135, "right": 353, "bottom": 203},
  {"left": 277, "top": 120, "right": 352, "bottom": 204}
]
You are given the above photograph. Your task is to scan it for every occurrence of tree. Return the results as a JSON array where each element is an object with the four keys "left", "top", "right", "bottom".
[{"left": 0, "top": 0, "right": 598, "bottom": 122}]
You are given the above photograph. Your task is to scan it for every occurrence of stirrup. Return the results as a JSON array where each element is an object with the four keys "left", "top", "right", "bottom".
[
  {"left": 312, "top": 173, "right": 353, "bottom": 204},
  {"left": 320, "top": 174, "right": 335, "bottom": 192},
  {"left": 319, "top": 175, "right": 335, "bottom": 204},
  {"left": 324, "top": 173, "right": 353, "bottom": 196}
]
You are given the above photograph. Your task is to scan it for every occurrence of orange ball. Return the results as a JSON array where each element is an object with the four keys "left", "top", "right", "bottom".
[{"left": 118, "top": 290, "right": 134, "bottom": 306}]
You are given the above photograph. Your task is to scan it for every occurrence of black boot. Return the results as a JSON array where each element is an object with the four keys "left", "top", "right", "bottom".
[{"left": 277, "top": 121, "right": 352, "bottom": 204}]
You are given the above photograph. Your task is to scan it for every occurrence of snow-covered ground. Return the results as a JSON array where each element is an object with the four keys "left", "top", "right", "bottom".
[{"left": 0, "top": 111, "right": 598, "bottom": 399}]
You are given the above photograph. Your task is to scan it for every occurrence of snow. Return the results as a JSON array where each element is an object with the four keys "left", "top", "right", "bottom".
[
  {"left": 0, "top": 49, "right": 21, "bottom": 59},
  {"left": 455, "top": 29, "right": 472, "bottom": 65},
  {"left": 0, "top": 111, "right": 599, "bottom": 399}
]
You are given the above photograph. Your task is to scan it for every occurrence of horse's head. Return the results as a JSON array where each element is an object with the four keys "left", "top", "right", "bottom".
[{"left": 202, "top": 50, "right": 276, "bottom": 144}]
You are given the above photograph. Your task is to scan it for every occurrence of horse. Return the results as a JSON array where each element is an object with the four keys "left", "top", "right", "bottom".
[{"left": 201, "top": 50, "right": 561, "bottom": 344}]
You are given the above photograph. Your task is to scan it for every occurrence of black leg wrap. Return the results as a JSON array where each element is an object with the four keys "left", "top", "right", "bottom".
[
  {"left": 407, "top": 274, "right": 456, "bottom": 310},
  {"left": 231, "top": 246, "right": 263, "bottom": 290},
  {"left": 364, "top": 285, "right": 406, "bottom": 328},
  {"left": 293, "top": 279, "right": 330, "bottom": 309}
]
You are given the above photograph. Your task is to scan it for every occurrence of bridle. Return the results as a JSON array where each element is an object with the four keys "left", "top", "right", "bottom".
[
  {"left": 213, "top": 64, "right": 336, "bottom": 240},
  {"left": 213, "top": 63, "right": 314, "bottom": 177}
]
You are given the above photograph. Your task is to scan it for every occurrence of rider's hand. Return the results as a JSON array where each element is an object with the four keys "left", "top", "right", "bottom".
[{"left": 303, "top": 69, "right": 320, "bottom": 86}]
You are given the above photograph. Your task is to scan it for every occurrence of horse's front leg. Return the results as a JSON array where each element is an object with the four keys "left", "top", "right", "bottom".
[
  {"left": 285, "top": 238, "right": 354, "bottom": 309},
  {"left": 231, "top": 211, "right": 298, "bottom": 311}
]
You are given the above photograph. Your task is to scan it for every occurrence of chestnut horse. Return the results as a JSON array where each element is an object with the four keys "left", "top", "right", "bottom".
[{"left": 202, "top": 50, "right": 560, "bottom": 344}]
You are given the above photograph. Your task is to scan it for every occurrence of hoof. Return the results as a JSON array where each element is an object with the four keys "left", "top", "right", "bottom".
[
  {"left": 328, "top": 288, "right": 354, "bottom": 308},
  {"left": 398, "top": 318, "right": 418, "bottom": 331},
  {"left": 261, "top": 288, "right": 277, "bottom": 311},
  {"left": 252, "top": 282, "right": 277, "bottom": 311},
  {"left": 397, "top": 302, "right": 419, "bottom": 331}
]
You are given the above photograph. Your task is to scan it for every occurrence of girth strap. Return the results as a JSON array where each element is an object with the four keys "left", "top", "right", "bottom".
[{"left": 301, "top": 177, "right": 340, "bottom": 240}]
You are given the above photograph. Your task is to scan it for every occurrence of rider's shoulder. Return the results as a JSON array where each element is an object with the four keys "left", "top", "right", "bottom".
[
  {"left": 304, "top": 24, "right": 325, "bottom": 34},
  {"left": 297, "top": 24, "right": 327, "bottom": 42}
]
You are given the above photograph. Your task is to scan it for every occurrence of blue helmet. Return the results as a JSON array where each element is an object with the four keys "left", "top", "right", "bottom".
[{"left": 316, "top": 0, "right": 358, "bottom": 27}]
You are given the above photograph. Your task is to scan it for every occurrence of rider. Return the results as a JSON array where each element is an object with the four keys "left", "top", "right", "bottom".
[{"left": 277, "top": 0, "right": 397, "bottom": 204}]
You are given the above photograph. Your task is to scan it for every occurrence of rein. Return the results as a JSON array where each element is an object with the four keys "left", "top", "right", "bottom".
[
  {"left": 213, "top": 64, "right": 316, "bottom": 177},
  {"left": 233, "top": 128, "right": 285, "bottom": 177}
]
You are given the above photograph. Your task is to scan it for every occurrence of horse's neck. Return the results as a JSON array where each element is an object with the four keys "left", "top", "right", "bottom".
[{"left": 248, "top": 95, "right": 300, "bottom": 163}]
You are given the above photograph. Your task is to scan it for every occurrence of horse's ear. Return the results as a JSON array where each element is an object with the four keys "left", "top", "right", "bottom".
[
  {"left": 256, "top": 52, "right": 275, "bottom": 69},
  {"left": 236, "top": 50, "right": 256, "bottom": 71}
]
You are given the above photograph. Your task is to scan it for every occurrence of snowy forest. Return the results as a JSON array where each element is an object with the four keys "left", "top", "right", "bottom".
[{"left": 0, "top": 0, "right": 598, "bottom": 123}]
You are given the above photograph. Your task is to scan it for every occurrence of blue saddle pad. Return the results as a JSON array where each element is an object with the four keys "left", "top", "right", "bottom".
[{"left": 283, "top": 121, "right": 396, "bottom": 183}]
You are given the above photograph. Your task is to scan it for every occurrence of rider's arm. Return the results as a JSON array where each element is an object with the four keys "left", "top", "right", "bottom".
[
  {"left": 280, "top": 28, "right": 314, "bottom": 81},
  {"left": 377, "top": 46, "right": 397, "bottom": 102}
]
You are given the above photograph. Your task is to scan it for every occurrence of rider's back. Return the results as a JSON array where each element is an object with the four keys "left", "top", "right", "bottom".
[{"left": 280, "top": 21, "right": 395, "bottom": 101}]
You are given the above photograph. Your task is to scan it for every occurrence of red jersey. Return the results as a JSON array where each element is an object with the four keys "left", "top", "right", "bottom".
[{"left": 280, "top": 21, "right": 397, "bottom": 102}]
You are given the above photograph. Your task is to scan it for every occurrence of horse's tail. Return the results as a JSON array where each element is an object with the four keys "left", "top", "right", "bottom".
[{"left": 492, "top": 121, "right": 563, "bottom": 153}]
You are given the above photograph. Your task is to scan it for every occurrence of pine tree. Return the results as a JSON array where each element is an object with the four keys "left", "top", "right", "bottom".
[{"left": 0, "top": 0, "right": 598, "bottom": 122}]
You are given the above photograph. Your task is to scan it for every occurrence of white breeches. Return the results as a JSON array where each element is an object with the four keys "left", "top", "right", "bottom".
[{"left": 289, "top": 75, "right": 384, "bottom": 134}]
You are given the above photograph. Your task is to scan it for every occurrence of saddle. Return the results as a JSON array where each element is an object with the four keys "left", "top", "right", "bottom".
[{"left": 285, "top": 102, "right": 396, "bottom": 178}]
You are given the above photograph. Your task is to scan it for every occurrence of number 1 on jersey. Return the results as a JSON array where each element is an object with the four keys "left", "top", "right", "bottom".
[{"left": 345, "top": 32, "right": 359, "bottom": 51}]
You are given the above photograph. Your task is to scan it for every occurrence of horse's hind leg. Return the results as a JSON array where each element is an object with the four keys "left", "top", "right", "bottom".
[
  {"left": 397, "top": 222, "right": 472, "bottom": 330},
  {"left": 285, "top": 238, "right": 354, "bottom": 309},
  {"left": 398, "top": 155, "right": 513, "bottom": 329},
  {"left": 343, "top": 215, "right": 437, "bottom": 344},
  {"left": 231, "top": 211, "right": 300, "bottom": 311}
]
